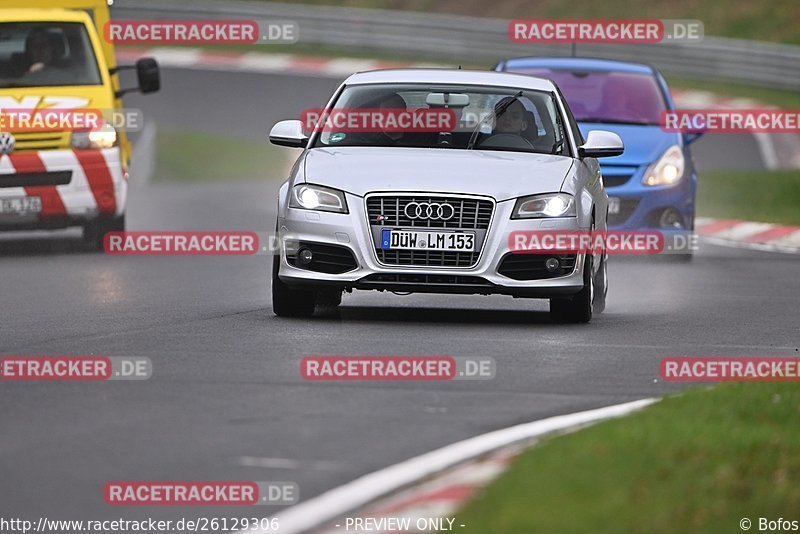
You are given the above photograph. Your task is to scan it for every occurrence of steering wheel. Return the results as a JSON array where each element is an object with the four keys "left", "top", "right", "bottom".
[{"left": 477, "top": 133, "right": 535, "bottom": 150}]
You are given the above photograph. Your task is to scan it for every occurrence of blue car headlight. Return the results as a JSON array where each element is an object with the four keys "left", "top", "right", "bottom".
[{"left": 642, "top": 145, "right": 685, "bottom": 186}]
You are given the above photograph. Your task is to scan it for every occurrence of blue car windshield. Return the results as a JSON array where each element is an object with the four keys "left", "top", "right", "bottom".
[{"left": 510, "top": 69, "right": 667, "bottom": 126}]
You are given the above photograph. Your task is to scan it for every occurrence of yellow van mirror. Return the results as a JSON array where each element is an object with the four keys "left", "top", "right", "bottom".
[{"left": 113, "top": 57, "right": 160, "bottom": 98}]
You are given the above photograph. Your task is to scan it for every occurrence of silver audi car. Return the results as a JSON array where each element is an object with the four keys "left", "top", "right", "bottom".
[{"left": 269, "top": 70, "right": 623, "bottom": 323}]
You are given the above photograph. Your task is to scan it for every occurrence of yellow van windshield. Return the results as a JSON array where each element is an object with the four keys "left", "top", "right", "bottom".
[{"left": 0, "top": 21, "right": 102, "bottom": 88}]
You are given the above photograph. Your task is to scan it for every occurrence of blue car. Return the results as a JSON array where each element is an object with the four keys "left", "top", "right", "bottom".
[{"left": 495, "top": 57, "right": 701, "bottom": 232}]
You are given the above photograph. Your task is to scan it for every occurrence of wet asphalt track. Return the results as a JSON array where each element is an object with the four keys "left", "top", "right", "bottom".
[{"left": 0, "top": 68, "right": 797, "bottom": 526}]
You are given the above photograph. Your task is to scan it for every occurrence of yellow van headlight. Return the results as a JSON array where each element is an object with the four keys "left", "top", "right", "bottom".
[{"left": 72, "top": 123, "right": 118, "bottom": 150}]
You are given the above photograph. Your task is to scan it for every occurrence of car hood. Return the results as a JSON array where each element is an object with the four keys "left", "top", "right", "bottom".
[
  {"left": 302, "top": 147, "right": 574, "bottom": 201},
  {"left": 578, "top": 123, "right": 679, "bottom": 166}
]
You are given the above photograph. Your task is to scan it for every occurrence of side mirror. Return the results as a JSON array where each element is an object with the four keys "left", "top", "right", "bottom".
[
  {"left": 579, "top": 130, "right": 624, "bottom": 158},
  {"left": 269, "top": 120, "right": 308, "bottom": 148},
  {"left": 136, "top": 58, "right": 160, "bottom": 94},
  {"left": 113, "top": 57, "right": 160, "bottom": 98},
  {"left": 683, "top": 132, "right": 704, "bottom": 145}
]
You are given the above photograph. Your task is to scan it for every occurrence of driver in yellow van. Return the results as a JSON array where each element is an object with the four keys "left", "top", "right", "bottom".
[{"left": 24, "top": 28, "right": 63, "bottom": 75}]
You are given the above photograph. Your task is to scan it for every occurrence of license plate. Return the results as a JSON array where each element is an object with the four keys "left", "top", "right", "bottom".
[
  {"left": 608, "top": 197, "right": 620, "bottom": 215},
  {"left": 381, "top": 229, "right": 475, "bottom": 251},
  {"left": 0, "top": 196, "right": 42, "bottom": 215}
]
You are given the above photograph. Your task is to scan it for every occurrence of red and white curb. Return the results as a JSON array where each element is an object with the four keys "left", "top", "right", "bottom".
[
  {"left": 117, "top": 47, "right": 445, "bottom": 78},
  {"left": 696, "top": 217, "right": 800, "bottom": 254},
  {"left": 238, "top": 399, "right": 657, "bottom": 534},
  {"left": 672, "top": 88, "right": 800, "bottom": 170},
  {"left": 314, "top": 446, "right": 521, "bottom": 534}
]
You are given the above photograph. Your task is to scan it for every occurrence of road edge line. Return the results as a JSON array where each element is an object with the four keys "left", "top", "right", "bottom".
[{"left": 241, "top": 398, "right": 657, "bottom": 534}]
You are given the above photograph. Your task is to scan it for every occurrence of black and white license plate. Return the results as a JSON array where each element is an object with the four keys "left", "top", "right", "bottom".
[
  {"left": 0, "top": 196, "right": 42, "bottom": 215},
  {"left": 381, "top": 229, "right": 475, "bottom": 251},
  {"left": 608, "top": 197, "right": 620, "bottom": 215}
]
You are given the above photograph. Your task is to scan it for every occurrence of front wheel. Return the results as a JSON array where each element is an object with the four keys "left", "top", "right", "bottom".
[
  {"left": 550, "top": 254, "right": 594, "bottom": 324},
  {"left": 271, "top": 255, "right": 318, "bottom": 318},
  {"left": 593, "top": 253, "right": 608, "bottom": 314}
]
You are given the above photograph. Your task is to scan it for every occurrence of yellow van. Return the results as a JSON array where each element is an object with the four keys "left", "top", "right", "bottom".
[{"left": 0, "top": 0, "right": 159, "bottom": 248}]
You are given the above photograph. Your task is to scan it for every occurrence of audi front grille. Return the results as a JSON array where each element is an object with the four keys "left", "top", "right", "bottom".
[{"left": 365, "top": 194, "right": 495, "bottom": 268}]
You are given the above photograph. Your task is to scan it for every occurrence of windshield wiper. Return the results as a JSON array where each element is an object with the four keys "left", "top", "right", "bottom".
[{"left": 467, "top": 90, "right": 523, "bottom": 150}]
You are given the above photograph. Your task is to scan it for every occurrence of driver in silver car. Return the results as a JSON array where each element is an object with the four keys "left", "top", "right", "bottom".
[{"left": 492, "top": 96, "right": 538, "bottom": 140}]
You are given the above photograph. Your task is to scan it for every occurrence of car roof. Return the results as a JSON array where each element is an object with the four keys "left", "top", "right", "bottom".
[
  {"left": 0, "top": 8, "right": 90, "bottom": 22},
  {"left": 501, "top": 57, "right": 655, "bottom": 75},
  {"left": 343, "top": 69, "right": 558, "bottom": 91}
]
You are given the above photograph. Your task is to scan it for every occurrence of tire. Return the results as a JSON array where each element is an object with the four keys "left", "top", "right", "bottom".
[
  {"left": 271, "top": 254, "right": 318, "bottom": 318},
  {"left": 675, "top": 213, "right": 695, "bottom": 262},
  {"left": 83, "top": 215, "right": 125, "bottom": 251},
  {"left": 317, "top": 288, "right": 343, "bottom": 308},
  {"left": 550, "top": 254, "right": 594, "bottom": 324},
  {"left": 593, "top": 252, "right": 608, "bottom": 314}
]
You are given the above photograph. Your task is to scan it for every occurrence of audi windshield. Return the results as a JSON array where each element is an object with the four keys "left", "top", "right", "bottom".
[{"left": 309, "top": 84, "right": 570, "bottom": 155}]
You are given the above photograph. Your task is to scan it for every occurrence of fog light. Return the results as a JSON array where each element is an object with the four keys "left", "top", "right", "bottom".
[
  {"left": 298, "top": 248, "right": 313, "bottom": 265},
  {"left": 659, "top": 208, "right": 684, "bottom": 229},
  {"left": 545, "top": 257, "right": 560, "bottom": 272}
]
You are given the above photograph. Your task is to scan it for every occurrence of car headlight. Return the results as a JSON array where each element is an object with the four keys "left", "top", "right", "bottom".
[
  {"left": 290, "top": 184, "right": 348, "bottom": 213},
  {"left": 71, "top": 123, "right": 118, "bottom": 150},
  {"left": 642, "top": 145, "right": 685, "bottom": 186},
  {"left": 512, "top": 193, "right": 576, "bottom": 219}
]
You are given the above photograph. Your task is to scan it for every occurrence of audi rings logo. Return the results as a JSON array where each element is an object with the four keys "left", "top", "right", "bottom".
[{"left": 404, "top": 202, "right": 456, "bottom": 221}]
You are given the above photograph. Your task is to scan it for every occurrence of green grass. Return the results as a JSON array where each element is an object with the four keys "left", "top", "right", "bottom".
[
  {"left": 140, "top": 41, "right": 479, "bottom": 67},
  {"left": 698, "top": 170, "right": 800, "bottom": 225},
  {"left": 261, "top": 0, "right": 800, "bottom": 45},
  {"left": 454, "top": 382, "right": 800, "bottom": 533},
  {"left": 155, "top": 129, "right": 291, "bottom": 182}
]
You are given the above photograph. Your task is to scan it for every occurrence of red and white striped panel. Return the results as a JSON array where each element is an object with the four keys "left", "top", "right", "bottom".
[{"left": 0, "top": 148, "right": 126, "bottom": 219}]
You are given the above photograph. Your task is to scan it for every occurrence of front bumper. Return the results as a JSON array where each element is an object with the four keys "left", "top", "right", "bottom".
[
  {"left": 277, "top": 193, "right": 587, "bottom": 298},
  {"left": 603, "top": 162, "right": 696, "bottom": 230},
  {"left": 0, "top": 148, "right": 126, "bottom": 231}
]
